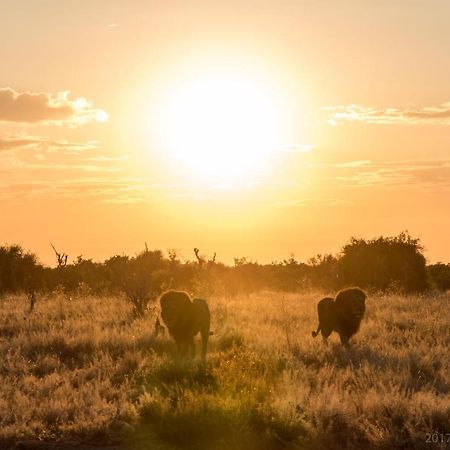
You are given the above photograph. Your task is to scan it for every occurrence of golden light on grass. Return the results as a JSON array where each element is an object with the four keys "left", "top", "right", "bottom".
[{"left": 155, "top": 68, "right": 289, "bottom": 184}]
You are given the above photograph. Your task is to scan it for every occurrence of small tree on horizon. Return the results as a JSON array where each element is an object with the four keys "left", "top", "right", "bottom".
[
  {"left": 0, "top": 245, "right": 43, "bottom": 295},
  {"left": 338, "top": 231, "right": 427, "bottom": 292}
]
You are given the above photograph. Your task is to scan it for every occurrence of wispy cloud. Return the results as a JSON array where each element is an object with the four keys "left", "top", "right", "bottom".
[
  {"left": 0, "top": 135, "right": 99, "bottom": 152},
  {"left": 332, "top": 159, "right": 450, "bottom": 189},
  {"left": 0, "top": 176, "right": 204, "bottom": 204},
  {"left": 0, "top": 134, "right": 126, "bottom": 182},
  {"left": 269, "top": 159, "right": 450, "bottom": 209},
  {"left": 333, "top": 160, "right": 372, "bottom": 168},
  {"left": 12, "top": 162, "right": 122, "bottom": 173},
  {"left": 0, "top": 87, "right": 108, "bottom": 125},
  {"left": 85, "top": 155, "right": 128, "bottom": 162},
  {"left": 323, "top": 102, "right": 450, "bottom": 126},
  {"left": 272, "top": 198, "right": 352, "bottom": 208}
]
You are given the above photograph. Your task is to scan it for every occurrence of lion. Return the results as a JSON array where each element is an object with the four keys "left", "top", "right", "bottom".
[
  {"left": 159, "top": 290, "right": 211, "bottom": 362},
  {"left": 311, "top": 287, "right": 366, "bottom": 346}
]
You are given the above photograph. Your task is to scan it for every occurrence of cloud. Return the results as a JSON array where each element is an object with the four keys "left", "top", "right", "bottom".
[
  {"left": 272, "top": 198, "right": 352, "bottom": 208},
  {"left": 323, "top": 102, "right": 450, "bottom": 125},
  {"left": 0, "top": 134, "right": 125, "bottom": 181},
  {"left": 0, "top": 176, "right": 194, "bottom": 204},
  {"left": 334, "top": 160, "right": 372, "bottom": 168},
  {"left": 0, "top": 87, "right": 108, "bottom": 125},
  {"left": 86, "top": 155, "right": 128, "bottom": 162},
  {"left": 13, "top": 162, "right": 122, "bottom": 173},
  {"left": 0, "top": 135, "right": 99, "bottom": 152},
  {"left": 332, "top": 159, "right": 450, "bottom": 189}
]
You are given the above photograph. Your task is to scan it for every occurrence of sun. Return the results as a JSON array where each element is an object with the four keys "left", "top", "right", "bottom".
[{"left": 156, "top": 69, "right": 288, "bottom": 184}]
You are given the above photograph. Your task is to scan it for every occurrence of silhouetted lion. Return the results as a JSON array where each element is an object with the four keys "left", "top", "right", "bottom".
[
  {"left": 159, "top": 290, "right": 211, "bottom": 362},
  {"left": 312, "top": 287, "right": 366, "bottom": 346}
]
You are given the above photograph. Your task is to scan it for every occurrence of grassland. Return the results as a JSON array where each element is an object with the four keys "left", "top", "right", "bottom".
[{"left": 0, "top": 291, "right": 449, "bottom": 450}]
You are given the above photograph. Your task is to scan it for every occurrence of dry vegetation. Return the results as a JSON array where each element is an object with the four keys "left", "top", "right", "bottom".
[{"left": 1, "top": 291, "right": 449, "bottom": 450}]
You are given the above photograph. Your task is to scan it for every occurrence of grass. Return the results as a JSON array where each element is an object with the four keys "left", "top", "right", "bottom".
[{"left": 0, "top": 290, "right": 449, "bottom": 449}]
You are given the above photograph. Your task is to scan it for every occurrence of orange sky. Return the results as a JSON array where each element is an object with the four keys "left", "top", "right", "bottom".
[{"left": 1, "top": 0, "right": 449, "bottom": 266}]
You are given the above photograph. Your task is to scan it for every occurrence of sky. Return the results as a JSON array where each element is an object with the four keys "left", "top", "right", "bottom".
[{"left": 1, "top": 0, "right": 449, "bottom": 266}]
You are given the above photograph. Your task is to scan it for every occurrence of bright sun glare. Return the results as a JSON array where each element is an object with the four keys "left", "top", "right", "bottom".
[{"left": 157, "top": 70, "right": 288, "bottom": 184}]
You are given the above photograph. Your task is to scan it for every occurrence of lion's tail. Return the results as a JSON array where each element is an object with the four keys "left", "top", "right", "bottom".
[{"left": 311, "top": 324, "right": 320, "bottom": 338}]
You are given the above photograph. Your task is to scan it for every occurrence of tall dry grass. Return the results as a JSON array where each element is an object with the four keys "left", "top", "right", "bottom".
[{"left": 0, "top": 291, "right": 449, "bottom": 449}]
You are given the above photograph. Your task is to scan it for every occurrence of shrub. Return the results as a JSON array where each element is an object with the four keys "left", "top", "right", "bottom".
[{"left": 338, "top": 232, "right": 427, "bottom": 292}]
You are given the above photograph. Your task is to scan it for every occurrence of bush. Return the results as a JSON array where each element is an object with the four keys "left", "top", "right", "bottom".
[
  {"left": 427, "top": 263, "right": 450, "bottom": 290},
  {"left": 338, "top": 232, "right": 427, "bottom": 292},
  {"left": 0, "top": 245, "right": 42, "bottom": 295}
]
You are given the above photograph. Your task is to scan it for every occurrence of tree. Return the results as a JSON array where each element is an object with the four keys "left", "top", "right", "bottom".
[
  {"left": 338, "top": 232, "right": 427, "bottom": 292},
  {"left": 0, "top": 245, "right": 42, "bottom": 294},
  {"left": 121, "top": 249, "right": 168, "bottom": 316},
  {"left": 427, "top": 263, "right": 450, "bottom": 291}
]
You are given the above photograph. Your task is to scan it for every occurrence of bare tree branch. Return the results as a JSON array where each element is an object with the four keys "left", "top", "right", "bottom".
[{"left": 50, "top": 243, "right": 68, "bottom": 267}]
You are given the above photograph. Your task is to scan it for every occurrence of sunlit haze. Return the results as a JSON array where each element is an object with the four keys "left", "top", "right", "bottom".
[{"left": 1, "top": 0, "right": 449, "bottom": 265}]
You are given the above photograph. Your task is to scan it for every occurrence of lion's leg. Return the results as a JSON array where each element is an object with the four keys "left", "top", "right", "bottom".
[
  {"left": 319, "top": 326, "right": 332, "bottom": 346},
  {"left": 339, "top": 334, "right": 350, "bottom": 347},
  {"left": 177, "top": 339, "right": 190, "bottom": 358},
  {"left": 188, "top": 337, "right": 195, "bottom": 358},
  {"left": 321, "top": 327, "right": 332, "bottom": 338}
]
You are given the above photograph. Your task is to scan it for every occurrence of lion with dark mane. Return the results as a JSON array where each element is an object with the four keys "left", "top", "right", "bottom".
[
  {"left": 159, "top": 290, "right": 211, "bottom": 361},
  {"left": 312, "top": 287, "right": 366, "bottom": 346}
]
